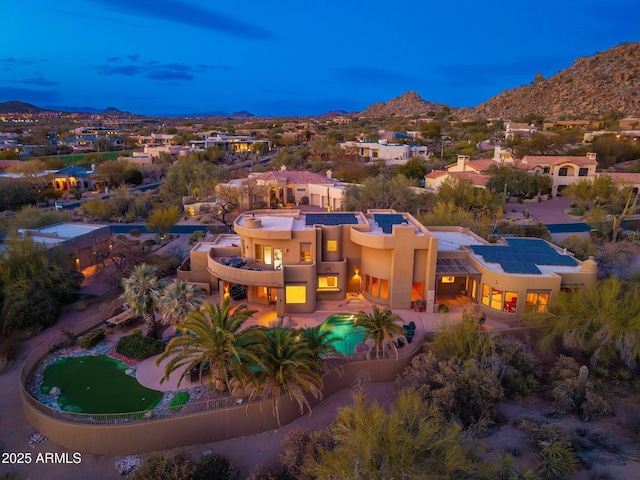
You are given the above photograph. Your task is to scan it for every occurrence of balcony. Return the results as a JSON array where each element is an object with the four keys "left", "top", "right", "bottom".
[{"left": 207, "top": 252, "right": 284, "bottom": 287}]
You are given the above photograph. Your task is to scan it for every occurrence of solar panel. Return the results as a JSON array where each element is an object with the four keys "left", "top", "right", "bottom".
[
  {"left": 499, "top": 261, "right": 541, "bottom": 274},
  {"left": 305, "top": 213, "right": 358, "bottom": 226}
]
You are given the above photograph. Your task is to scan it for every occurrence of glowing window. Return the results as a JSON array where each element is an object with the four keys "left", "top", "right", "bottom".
[
  {"left": 481, "top": 284, "right": 491, "bottom": 306},
  {"left": 504, "top": 291, "right": 518, "bottom": 313},
  {"left": 318, "top": 276, "right": 339, "bottom": 291},
  {"left": 286, "top": 285, "right": 306, "bottom": 304},
  {"left": 442, "top": 276, "right": 455, "bottom": 283},
  {"left": 490, "top": 288, "right": 503, "bottom": 310},
  {"left": 326, "top": 240, "right": 338, "bottom": 252},
  {"left": 264, "top": 246, "right": 272, "bottom": 264},
  {"left": 526, "top": 292, "right": 550, "bottom": 313},
  {"left": 379, "top": 279, "right": 389, "bottom": 299},
  {"left": 300, "top": 243, "right": 311, "bottom": 263}
]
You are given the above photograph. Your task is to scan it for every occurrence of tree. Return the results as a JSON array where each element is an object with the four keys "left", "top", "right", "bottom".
[
  {"left": 308, "top": 390, "right": 489, "bottom": 480},
  {"left": 145, "top": 205, "right": 182, "bottom": 239},
  {"left": 394, "top": 157, "right": 428, "bottom": 180},
  {"left": 156, "top": 300, "right": 258, "bottom": 392},
  {"left": 530, "top": 277, "right": 640, "bottom": 372},
  {"left": 157, "top": 279, "right": 205, "bottom": 331},
  {"left": 355, "top": 305, "right": 405, "bottom": 359},
  {"left": 486, "top": 165, "right": 552, "bottom": 198},
  {"left": 0, "top": 177, "right": 37, "bottom": 210},
  {"left": 121, "top": 264, "right": 166, "bottom": 338},
  {"left": 96, "top": 160, "right": 133, "bottom": 187},
  {"left": 343, "top": 175, "right": 419, "bottom": 213},
  {"left": 236, "top": 326, "right": 325, "bottom": 426}
]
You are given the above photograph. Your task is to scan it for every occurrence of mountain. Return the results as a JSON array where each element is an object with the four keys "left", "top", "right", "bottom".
[
  {"left": 230, "top": 110, "right": 255, "bottom": 118},
  {"left": 471, "top": 42, "right": 640, "bottom": 119},
  {"left": 0, "top": 101, "right": 46, "bottom": 114},
  {"left": 360, "top": 91, "right": 448, "bottom": 117}
]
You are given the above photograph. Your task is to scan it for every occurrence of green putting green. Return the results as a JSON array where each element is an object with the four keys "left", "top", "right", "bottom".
[{"left": 41, "top": 355, "right": 162, "bottom": 415}]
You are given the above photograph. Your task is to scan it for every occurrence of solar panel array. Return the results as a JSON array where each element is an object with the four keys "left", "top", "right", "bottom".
[
  {"left": 470, "top": 238, "right": 577, "bottom": 274},
  {"left": 374, "top": 214, "right": 408, "bottom": 234},
  {"left": 305, "top": 213, "right": 359, "bottom": 226}
]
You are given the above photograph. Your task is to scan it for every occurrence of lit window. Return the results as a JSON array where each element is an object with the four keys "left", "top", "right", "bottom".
[
  {"left": 326, "top": 240, "right": 338, "bottom": 252},
  {"left": 300, "top": 243, "right": 311, "bottom": 263},
  {"left": 379, "top": 279, "right": 389, "bottom": 299},
  {"left": 490, "top": 288, "right": 503, "bottom": 310},
  {"left": 318, "top": 276, "right": 339, "bottom": 291},
  {"left": 481, "top": 284, "right": 491, "bottom": 306},
  {"left": 286, "top": 285, "right": 306, "bottom": 304},
  {"left": 526, "top": 292, "right": 550, "bottom": 313},
  {"left": 442, "top": 276, "right": 455, "bottom": 283},
  {"left": 264, "top": 246, "right": 272, "bottom": 264},
  {"left": 504, "top": 291, "right": 518, "bottom": 313}
]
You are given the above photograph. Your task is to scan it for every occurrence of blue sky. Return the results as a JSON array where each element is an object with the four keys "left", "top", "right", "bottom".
[{"left": 2, "top": 0, "right": 639, "bottom": 116}]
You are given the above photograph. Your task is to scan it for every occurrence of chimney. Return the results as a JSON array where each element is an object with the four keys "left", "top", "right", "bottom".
[
  {"left": 326, "top": 169, "right": 332, "bottom": 179},
  {"left": 586, "top": 152, "right": 597, "bottom": 161},
  {"left": 457, "top": 155, "right": 469, "bottom": 170}
]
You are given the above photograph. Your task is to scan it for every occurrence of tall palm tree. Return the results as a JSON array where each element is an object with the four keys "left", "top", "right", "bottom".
[
  {"left": 300, "top": 325, "right": 344, "bottom": 374},
  {"left": 157, "top": 279, "right": 205, "bottom": 332},
  {"left": 355, "top": 305, "right": 406, "bottom": 359},
  {"left": 236, "top": 327, "right": 324, "bottom": 426},
  {"left": 155, "top": 300, "right": 259, "bottom": 392},
  {"left": 121, "top": 263, "right": 166, "bottom": 338}
]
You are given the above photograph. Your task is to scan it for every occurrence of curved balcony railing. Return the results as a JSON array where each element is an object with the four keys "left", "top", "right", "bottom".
[{"left": 207, "top": 252, "right": 284, "bottom": 287}]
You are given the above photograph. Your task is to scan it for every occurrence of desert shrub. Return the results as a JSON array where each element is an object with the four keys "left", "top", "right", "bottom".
[
  {"left": 299, "top": 196, "right": 309, "bottom": 205},
  {"left": 0, "top": 336, "right": 20, "bottom": 373},
  {"left": 143, "top": 239, "right": 156, "bottom": 247},
  {"left": 116, "top": 234, "right": 127, "bottom": 240},
  {"left": 432, "top": 317, "right": 495, "bottom": 361},
  {"left": 189, "top": 230, "right": 205, "bottom": 245},
  {"left": 116, "top": 331, "right": 164, "bottom": 360},
  {"left": 398, "top": 351, "right": 504, "bottom": 428},
  {"left": 537, "top": 440, "right": 579, "bottom": 479},
  {"left": 246, "top": 464, "right": 291, "bottom": 480},
  {"left": 132, "top": 452, "right": 196, "bottom": 480},
  {"left": 144, "top": 253, "right": 182, "bottom": 278},
  {"left": 199, "top": 203, "right": 212, "bottom": 214},
  {"left": 277, "top": 427, "right": 336, "bottom": 480},
  {"left": 493, "top": 336, "right": 541, "bottom": 398},
  {"left": 193, "top": 453, "right": 240, "bottom": 480},
  {"left": 78, "top": 328, "right": 105, "bottom": 349},
  {"left": 130, "top": 228, "right": 141, "bottom": 237},
  {"left": 547, "top": 356, "right": 611, "bottom": 420}
]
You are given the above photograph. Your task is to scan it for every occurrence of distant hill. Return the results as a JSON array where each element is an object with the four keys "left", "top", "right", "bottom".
[
  {"left": 360, "top": 91, "right": 449, "bottom": 117},
  {"left": 471, "top": 42, "right": 640, "bottom": 119},
  {"left": 0, "top": 101, "right": 46, "bottom": 114}
]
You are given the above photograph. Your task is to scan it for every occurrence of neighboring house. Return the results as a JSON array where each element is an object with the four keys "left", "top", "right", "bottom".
[
  {"left": 189, "top": 133, "right": 270, "bottom": 153},
  {"left": 599, "top": 172, "right": 640, "bottom": 193},
  {"left": 339, "top": 140, "right": 428, "bottom": 165},
  {"left": 425, "top": 153, "right": 599, "bottom": 197},
  {"left": 519, "top": 153, "right": 598, "bottom": 196},
  {"left": 0, "top": 223, "right": 111, "bottom": 270},
  {"left": 216, "top": 168, "right": 346, "bottom": 210},
  {"left": 130, "top": 133, "right": 178, "bottom": 146},
  {"left": 543, "top": 120, "right": 604, "bottom": 131},
  {"left": 505, "top": 122, "right": 537, "bottom": 140},
  {"left": 58, "top": 135, "right": 123, "bottom": 151},
  {"left": 178, "top": 210, "right": 596, "bottom": 321},
  {"left": 143, "top": 144, "right": 190, "bottom": 158},
  {"left": 51, "top": 165, "right": 97, "bottom": 192},
  {"left": 118, "top": 151, "right": 153, "bottom": 166}
]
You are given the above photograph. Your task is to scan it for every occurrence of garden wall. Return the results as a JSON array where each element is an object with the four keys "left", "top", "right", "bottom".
[{"left": 21, "top": 335, "right": 422, "bottom": 456}]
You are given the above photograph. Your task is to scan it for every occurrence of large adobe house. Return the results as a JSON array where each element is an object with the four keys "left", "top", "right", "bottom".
[
  {"left": 178, "top": 210, "right": 597, "bottom": 321},
  {"left": 425, "top": 153, "right": 599, "bottom": 197}
]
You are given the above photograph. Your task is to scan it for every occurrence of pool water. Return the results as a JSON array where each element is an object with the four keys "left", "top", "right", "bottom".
[
  {"left": 318, "top": 314, "right": 366, "bottom": 356},
  {"left": 41, "top": 355, "right": 163, "bottom": 415}
]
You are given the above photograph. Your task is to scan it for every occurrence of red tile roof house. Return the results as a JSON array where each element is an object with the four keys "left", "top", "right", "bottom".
[{"left": 425, "top": 153, "right": 599, "bottom": 197}]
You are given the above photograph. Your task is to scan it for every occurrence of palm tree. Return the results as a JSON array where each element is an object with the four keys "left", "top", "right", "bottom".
[
  {"left": 236, "top": 327, "right": 324, "bottom": 426},
  {"left": 355, "top": 305, "right": 406, "bottom": 359},
  {"left": 155, "top": 300, "right": 259, "bottom": 392},
  {"left": 121, "top": 263, "right": 166, "bottom": 338},
  {"left": 299, "top": 326, "right": 344, "bottom": 373},
  {"left": 157, "top": 279, "right": 205, "bottom": 332}
]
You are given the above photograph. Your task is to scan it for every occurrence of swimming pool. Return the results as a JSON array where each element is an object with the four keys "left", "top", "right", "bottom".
[{"left": 318, "top": 313, "right": 366, "bottom": 356}]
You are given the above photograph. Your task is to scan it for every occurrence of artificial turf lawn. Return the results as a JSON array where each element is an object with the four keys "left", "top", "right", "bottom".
[{"left": 41, "top": 355, "right": 163, "bottom": 415}]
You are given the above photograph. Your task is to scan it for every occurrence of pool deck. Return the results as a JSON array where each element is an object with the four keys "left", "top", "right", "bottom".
[{"left": 136, "top": 292, "right": 510, "bottom": 392}]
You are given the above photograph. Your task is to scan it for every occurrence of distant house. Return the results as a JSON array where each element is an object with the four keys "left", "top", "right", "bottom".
[
  {"left": 216, "top": 168, "right": 346, "bottom": 211},
  {"left": 0, "top": 159, "right": 22, "bottom": 173},
  {"left": 51, "top": 165, "right": 98, "bottom": 192},
  {"left": 339, "top": 140, "right": 428, "bottom": 165},
  {"left": 505, "top": 122, "right": 537, "bottom": 140},
  {"left": 424, "top": 153, "right": 599, "bottom": 196}
]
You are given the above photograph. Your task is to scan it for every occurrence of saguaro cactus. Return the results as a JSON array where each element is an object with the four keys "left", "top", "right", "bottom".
[{"left": 576, "top": 365, "right": 589, "bottom": 410}]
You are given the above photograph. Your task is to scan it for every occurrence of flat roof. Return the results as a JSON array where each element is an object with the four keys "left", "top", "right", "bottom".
[
  {"left": 39, "top": 223, "right": 106, "bottom": 239},
  {"left": 432, "top": 230, "right": 484, "bottom": 251}
]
